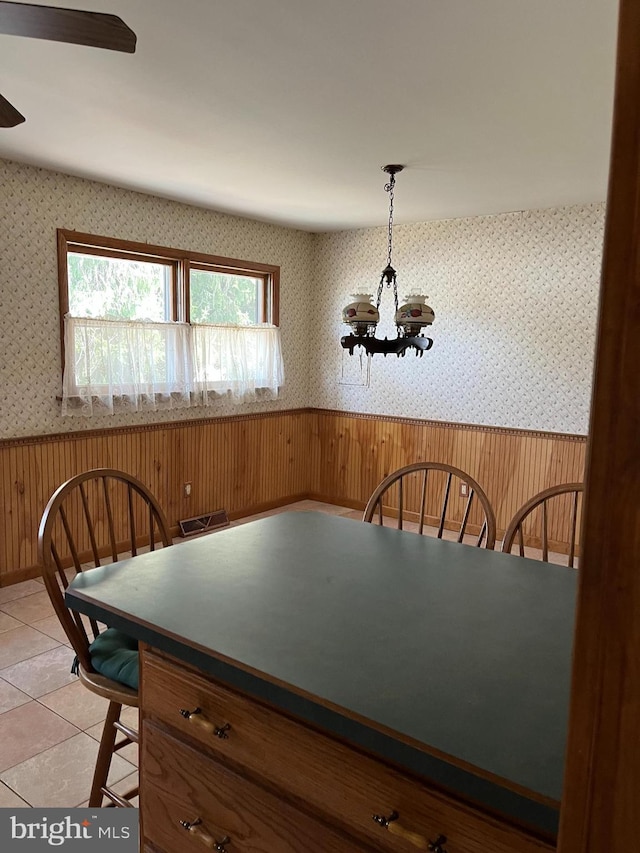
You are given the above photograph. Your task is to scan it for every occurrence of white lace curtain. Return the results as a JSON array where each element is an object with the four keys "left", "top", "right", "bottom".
[
  {"left": 62, "top": 316, "right": 284, "bottom": 416},
  {"left": 190, "top": 323, "right": 285, "bottom": 403}
]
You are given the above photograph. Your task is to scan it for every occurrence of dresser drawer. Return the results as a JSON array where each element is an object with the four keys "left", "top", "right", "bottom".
[
  {"left": 142, "top": 723, "right": 369, "bottom": 853},
  {"left": 142, "top": 651, "right": 554, "bottom": 853}
]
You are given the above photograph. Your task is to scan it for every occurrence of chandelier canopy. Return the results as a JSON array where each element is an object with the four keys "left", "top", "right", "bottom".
[{"left": 341, "top": 165, "right": 435, "bottom": 357}]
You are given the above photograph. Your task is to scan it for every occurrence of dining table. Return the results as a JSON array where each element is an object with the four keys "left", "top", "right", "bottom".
[{"left": 65, "top": 511, "right": 576, "bottom": 853}]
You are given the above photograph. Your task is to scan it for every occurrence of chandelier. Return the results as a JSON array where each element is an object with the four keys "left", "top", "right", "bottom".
[{"left": 341, "top": 165, "right": 435, "bottom": 357}]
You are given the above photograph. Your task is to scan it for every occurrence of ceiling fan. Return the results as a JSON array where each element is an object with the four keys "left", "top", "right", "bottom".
[{"left": 0, "top": 1, "right": 136, "bottom": 127}]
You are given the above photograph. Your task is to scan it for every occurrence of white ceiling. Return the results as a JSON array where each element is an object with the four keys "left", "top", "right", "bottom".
[{"left": 0, "top": 0, "right": 618, "bottom": 231}]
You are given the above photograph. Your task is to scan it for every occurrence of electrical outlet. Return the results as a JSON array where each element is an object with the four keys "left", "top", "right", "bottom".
[
  {"left": 459, "top": 482, "right": 469, "bottom": 497},
  {"left": 184, "top": 482, "right": 192, "bottom": 497}
]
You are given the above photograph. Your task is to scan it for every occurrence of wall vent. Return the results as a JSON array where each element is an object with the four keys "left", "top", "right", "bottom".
[{"left": 178, "top": 509, "right": 230, "bottom": 537}]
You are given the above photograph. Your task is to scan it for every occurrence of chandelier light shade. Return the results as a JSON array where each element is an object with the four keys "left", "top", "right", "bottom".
[{"left": 341, "top": 165, "right": 435, "bottom": 357}]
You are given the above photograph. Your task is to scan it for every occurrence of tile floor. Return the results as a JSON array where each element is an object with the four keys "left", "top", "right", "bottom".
[
  {"left": 0, "top": 498, "right": 570, "bottom": 808},
  {"left": 0, "top": 500, "right": 358, "bottom": 809}
]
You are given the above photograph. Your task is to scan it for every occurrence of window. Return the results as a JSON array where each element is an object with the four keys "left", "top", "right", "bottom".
[
  {"left": 57, "top": 231, "right": 283, "bottom": 415},
  {"left": 67, "top": 252, "right": 174, "bottom": 322},
  {"left": 189, "top": 266, "right": 264, "bottom": 325}
]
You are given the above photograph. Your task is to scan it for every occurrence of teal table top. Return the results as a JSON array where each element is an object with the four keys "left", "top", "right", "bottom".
[{"left": 66, "top": 511, "right": 576, "bottom": 837}]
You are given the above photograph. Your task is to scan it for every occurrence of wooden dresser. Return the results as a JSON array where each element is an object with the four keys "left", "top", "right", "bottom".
[{"left": 66, "top": 512, "right": 575, "bottom": 853}]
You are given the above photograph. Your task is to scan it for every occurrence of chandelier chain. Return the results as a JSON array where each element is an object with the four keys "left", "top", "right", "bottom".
[
  {"left": 375, "top": 172, "right": 399, "bottom": 312},
  {"left": 385, "top": 173, "right": 395, "bottom": 268}
]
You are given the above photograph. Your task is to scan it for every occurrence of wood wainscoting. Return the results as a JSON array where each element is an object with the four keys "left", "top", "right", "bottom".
[
  {"left": 308, "top": 410, "right": 587, "bottom": 551},
  {"left": 0, "top": 410, "right": 309, "bottom": 586},
  {"left": 0, "top": 408, "right": 587, "bottom": 586}
]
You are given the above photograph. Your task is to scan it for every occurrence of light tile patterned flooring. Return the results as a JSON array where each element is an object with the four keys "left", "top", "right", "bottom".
[
  {"left": 0, "top": 498, "right": 569, "bottom": 808},
  {"left": 0, "top": 500, "right": 358, "bottom": 808}
]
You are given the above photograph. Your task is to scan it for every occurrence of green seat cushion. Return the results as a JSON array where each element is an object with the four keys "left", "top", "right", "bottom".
[{"left": 89, "top": 628, "right": 139, "bottom": 691}]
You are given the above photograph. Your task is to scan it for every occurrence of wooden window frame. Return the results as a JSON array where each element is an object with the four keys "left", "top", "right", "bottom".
[{"left": 57, "top": 229, "right": 280, "bottom": 376}]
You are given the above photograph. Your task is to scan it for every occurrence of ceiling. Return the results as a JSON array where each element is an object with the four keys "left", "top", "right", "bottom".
[{"left": 0, "top": 0, "right": 618, "bottom": 231}]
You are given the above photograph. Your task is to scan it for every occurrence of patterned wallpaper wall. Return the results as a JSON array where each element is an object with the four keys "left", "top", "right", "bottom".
[
  {"left": 0, "top": 159, "right": 313, "bottom": 438},
  {"left": 0, "top": 158, "right": 604, "bottom": 438},
  {"left": 310, "top": 204, "right": 605, "bottom": 434}
]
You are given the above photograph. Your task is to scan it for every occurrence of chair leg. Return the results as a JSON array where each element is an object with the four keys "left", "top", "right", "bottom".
[{"left": 89, "top": 700, "right": 121, "bottom": 807}]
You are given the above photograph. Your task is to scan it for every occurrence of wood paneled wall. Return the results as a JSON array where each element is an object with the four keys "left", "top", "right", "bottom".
[
  {"left": 0, "top": 410, "right": 309, "bottom": 585},
  {"left": 308, "top": 410, "right": 587, "bottom": 549},
  {"left": 0, "top": 408, "right": 586, "bottom": 586}
]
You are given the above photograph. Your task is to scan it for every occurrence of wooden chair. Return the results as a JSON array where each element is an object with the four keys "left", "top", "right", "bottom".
[
  {"left": 363, "top": 462, "right": 497, "bottom": 549},
  {"left": 37, "top": 468, "right": 172, "bottom": 807},
  {"left": 501, "top": 482, "right": 584, "bottom": 567}
]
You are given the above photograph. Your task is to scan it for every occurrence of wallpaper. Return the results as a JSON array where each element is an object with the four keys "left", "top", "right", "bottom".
[
  {"left": 310, "top": 204, "right": 605, "bottom": 434},
  {"left": 0, "top": 159, "right": 313, "bottom": 438},
  {"left": 0, "top": 158, "right": 604, "bottom": 438}
]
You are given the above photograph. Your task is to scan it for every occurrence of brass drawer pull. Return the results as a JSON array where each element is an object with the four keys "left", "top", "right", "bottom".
[
  {"left": 179, "top": 707, "right": 231, "bottom": 738},
  {"left": 179, "top": 818, "right": 230, "bottom": 851},
  {"left": 372, "top": 811, "right": 448, "bottom": 851}
]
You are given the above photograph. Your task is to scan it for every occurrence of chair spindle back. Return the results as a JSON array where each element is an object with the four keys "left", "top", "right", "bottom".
[
  {"left": 363, "top": 462, "right": 497, "bottom": 550},
  {"left": 501, "top": 483, "right": 584, "bottom": 566},
  {"left": 38, "top": 468, "right": 172, "bottom": 672}
]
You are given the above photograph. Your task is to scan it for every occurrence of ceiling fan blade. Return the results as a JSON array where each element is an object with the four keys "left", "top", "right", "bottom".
[
  {"left": 0, "top": 2, "right": 136, "bottom": 52},
  {"left": 0, "top": 92, "right": 25, "bottom": 126}
]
